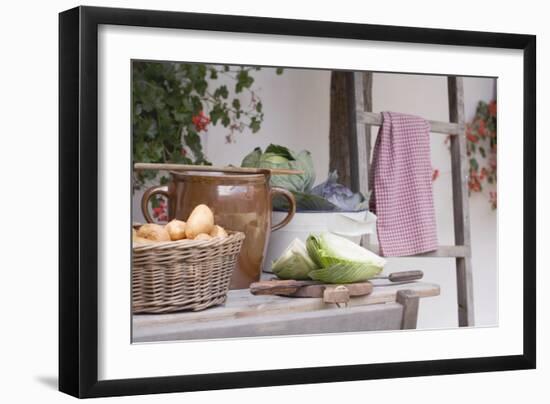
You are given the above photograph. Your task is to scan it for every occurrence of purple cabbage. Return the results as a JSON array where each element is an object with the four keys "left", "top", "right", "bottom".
[{"left": 311, "top": 171, "right": 369, "bottom": 212}]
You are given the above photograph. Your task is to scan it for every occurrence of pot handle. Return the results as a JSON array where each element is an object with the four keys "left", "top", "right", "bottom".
[
  {"left": 141, "top": 185, "right": 169, "bottom": 223},
  {"left": 270, "top": 187, "right": 296, "bottom": 231}
]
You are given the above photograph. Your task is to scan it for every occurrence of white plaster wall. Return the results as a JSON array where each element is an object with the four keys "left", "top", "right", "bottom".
[
  {"left": 203, "top": 68, "right": 497, "bottom": 329},
  {"left": 203, "top": 67, "right": 332, "bottom": 182}
]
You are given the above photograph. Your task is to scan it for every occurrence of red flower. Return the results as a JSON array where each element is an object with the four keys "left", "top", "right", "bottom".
[
  {"left": 192, "top": 111, "right": 211, "bottom": 132},
  {"left": 432, "top": 169, "right": 440, "bottom": 182},
  {"left": 468, "top": 175, "right": 481, "bottom": 192},
  {"left": 468, "top": 170, "right": 482, "bottom": 192},
  {"left": 479, "top": 167, "right": 488, "bottom": 180},
  {"left": 152, "top": 200, "right": 167, "bottom": 219},
  {"left": 488, "top": 100, "right": 497, "bottom": 117},
  {"left": 467, "top": 134, "right": 478, "bottom": 143},
  {"left": 478, "top": 119, "right": 486, "bottom": 136}
]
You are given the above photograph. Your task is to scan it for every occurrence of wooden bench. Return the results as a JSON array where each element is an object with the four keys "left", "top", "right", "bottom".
[{"left": 133, "top": 281, "right": 440, "bottom": 342}]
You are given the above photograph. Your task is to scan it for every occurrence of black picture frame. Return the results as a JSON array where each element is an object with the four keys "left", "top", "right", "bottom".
[{"left": 59, "top": 5, "right": 536, "bottom": 398}]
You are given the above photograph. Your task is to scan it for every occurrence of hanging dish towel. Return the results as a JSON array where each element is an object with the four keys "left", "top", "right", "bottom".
[{"left": 370, "top": 111, "right": 438, "bottom": 256}]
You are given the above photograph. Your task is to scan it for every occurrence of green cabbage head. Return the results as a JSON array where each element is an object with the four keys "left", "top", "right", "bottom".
[
  {"left": 306, "top": 233, "right": 386, "bottom": 283},
  {"left": 271, "top": 238, "right": 318, "bottom": 280},
  {"left": 241, "top": 144, "right": 315, "bottom": 193}
]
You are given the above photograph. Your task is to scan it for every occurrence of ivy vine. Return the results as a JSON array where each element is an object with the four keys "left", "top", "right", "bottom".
[
  {"left": 466, "top": 100, "right": 497, "bottom": 209},
  {"left": 132, "top": 61, "right": 282, "bottom": 190},
  {"left": 442, "top": 99, "right": 497, "bottom": 209}
]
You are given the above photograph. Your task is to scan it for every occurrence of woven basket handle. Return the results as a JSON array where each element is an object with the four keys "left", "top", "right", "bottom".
[
  {"left": 271, "top": 187, "right": 296, "bottom": 231},
  {"left": 141, "top": 185, "right": 169, "bottom": 223}
]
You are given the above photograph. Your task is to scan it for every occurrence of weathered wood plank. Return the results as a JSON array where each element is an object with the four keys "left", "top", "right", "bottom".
[
  {"left": 363, "top": 72, "right": 374, "bottom": 169},
  {"left": 361, "top": 72, "right": 374, "bottom": 248},
  {"left": 347, "top": 72, "right": 369, "bottom": 194},
  {"left": 133, "top": 303, "right": 404, "bottom": 342},
  {"left": 396, "top": 290, "right": 420, "bottom": 329},
  {"left": 329, "top": 71, "right": 353, "bottom": 188},
  {"left": 133, "top": 282, "right": 440, "bottom": 331},
  {"left": 356, "top": 110, "right": 463, "bottom": 135},
  {"left": 448, "top": 76, "right": 475, "bottom": 327}
]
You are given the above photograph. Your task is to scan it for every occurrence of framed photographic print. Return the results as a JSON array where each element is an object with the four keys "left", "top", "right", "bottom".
[{"left": 59, "top": 5, "right": 536, "bottom": 398}]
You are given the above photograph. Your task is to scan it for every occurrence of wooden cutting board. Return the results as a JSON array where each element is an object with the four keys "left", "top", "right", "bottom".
[{"left": 250, "top": 279, "right": 373, "bottom": 304}]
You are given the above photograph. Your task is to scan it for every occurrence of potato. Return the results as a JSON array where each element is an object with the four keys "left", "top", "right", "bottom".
[
  {"left": 185, "top": 204, "right": 214, "bottom": 239},
  {"left": 133, "top": 236, "right": 156, "bottom": 245},
  {"left": 165, "top": 219, "right": 187, "bottom": 241},
  {"left": 210, "top": 225, "right": 228, "bottom": 238},
  {"left": 194, "top": 233, "right": 213, "bottom": 241},
  {"left": 137, "top": 223, "right": 171, "bottom": 242}
]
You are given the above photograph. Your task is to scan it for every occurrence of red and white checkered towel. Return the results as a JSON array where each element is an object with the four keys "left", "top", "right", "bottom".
[{"left": 370, "top": 111, "right": 438, "bottom": 256}]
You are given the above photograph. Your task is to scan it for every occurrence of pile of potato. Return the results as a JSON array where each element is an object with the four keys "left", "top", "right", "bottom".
[{"left": 133, "top": 204, "right": 228, "bottom": 245}]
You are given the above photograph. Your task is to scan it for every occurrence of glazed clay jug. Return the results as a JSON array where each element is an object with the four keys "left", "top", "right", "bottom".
[{"left": 141, "top": 170, "right": 296, "bottom": 289}]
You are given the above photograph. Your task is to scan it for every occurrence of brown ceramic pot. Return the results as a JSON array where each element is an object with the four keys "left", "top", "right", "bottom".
[{"left": 141, "top": 170, "right": 296, "bottom": 289}]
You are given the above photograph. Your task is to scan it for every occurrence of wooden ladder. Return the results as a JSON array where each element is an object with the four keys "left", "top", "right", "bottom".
[{"left": 346, "top": 72, "right": 474, "bottom": 327}]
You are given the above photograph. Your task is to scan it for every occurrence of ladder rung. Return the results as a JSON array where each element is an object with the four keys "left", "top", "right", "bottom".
[
  {"left": 364, "top": 244, "right": 469, "bottom": 258},
  {"left": 356, "top": 111, "right": 463, "bottom": 135}
]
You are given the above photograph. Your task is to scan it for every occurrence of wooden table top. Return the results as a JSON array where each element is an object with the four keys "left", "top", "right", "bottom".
[{"left": 133, "top": 281, "right": 440, "bottom": 342}]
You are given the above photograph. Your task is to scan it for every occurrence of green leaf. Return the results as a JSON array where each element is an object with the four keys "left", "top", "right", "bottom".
[
  {"left": 241, "top": 147, "right": 263, "bottom": 167},
  {"left": 271, "top": 239, "right": 317, "bottom": 280},
  {"left": 145, "top": 119, "right": 157, "bottom": 139},
  {"left": 236, "top": 70, "right": 254, "bottom": 93},
  {"left": 295, "top": 150, "right": 315, "bottom": 191},
  {"left": 249, "top": 117, "right": 261, "bottom": 133},
  {"left": 305, "top": 233, "right": 385, "bottom": 283},
  {"left": 173, "top": 110, "right": 191, "bottom": 123},
  {"left": 214, "top": 85, "right": 229, "bottom": 99},
  {"left": 209, "top": 104, "right": 225, "bottom": 125},
  {"left": 273, "top": 191, "right": 336, "bottom": 212},
  {"left": 256, "top": 102, "right": 263, "bottom": 113},
  {"left": 276, "top": 67, "right": 284, "bottom": 75},
  {"left": 221, "top": 114, "right": 231, "bottom": 127},
  {"left": 190, "top": 95, "right": 202, "bottom": 112},
  {"left": 169, "top": 148, "right": 193, "bottom": 164},
  {"left": 184, "top": 130, "right": 209, "bottom": 164},
  {"left": 308, "top": 263, "right": 382, "bottom": 284},
  {"left": 265, "top": 144, "right": 295, "bottom": 160},
  {"left": 232, "top": 98, "right": 241, "bottom": 110},
  {"left": 470, "top": 158, "right": 479, "bottom": 171},
  {"left": 194, "top": 79, "right": 208, "bottom": 95},
  {"left": 479, "top": 147, "right": 486, "bottom": 158}
]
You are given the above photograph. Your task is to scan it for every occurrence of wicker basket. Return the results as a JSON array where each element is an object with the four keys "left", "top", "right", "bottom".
[{"left": 132, "top": 231, "right": 245, "bottom": 314}]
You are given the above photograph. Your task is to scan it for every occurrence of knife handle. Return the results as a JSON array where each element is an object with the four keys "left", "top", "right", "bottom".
[{"left": 388, "top": 270, "right": 423, "bottom": 282}]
